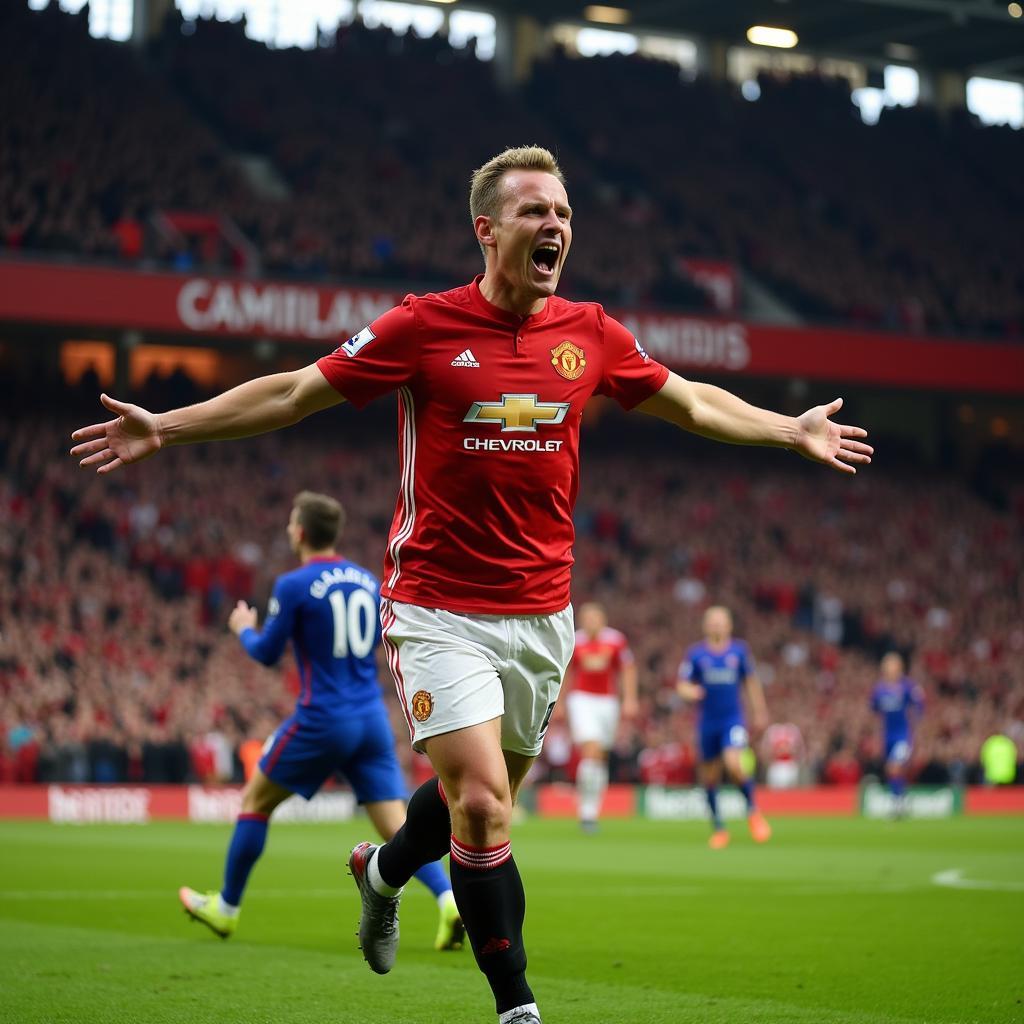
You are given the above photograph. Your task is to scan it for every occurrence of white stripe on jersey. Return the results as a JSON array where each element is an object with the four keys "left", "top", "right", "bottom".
[
  {"left": 380, "top": 600, "right": 415, "bottom": 738},
  {"left": 387, "top": 387, "right": 417, "bottom": 590}
]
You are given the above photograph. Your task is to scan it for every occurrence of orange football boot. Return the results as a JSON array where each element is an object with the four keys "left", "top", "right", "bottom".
[
  {"left": 748, "top": 811, "right": 772, "bottom": 843},
  {"left": 708, "top": 829, "right": 730, "bottom": 850}
]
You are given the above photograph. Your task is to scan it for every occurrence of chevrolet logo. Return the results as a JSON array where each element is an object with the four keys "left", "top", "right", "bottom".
[{"left": 463, "top": 393, "right": 571, "bottom": 433}]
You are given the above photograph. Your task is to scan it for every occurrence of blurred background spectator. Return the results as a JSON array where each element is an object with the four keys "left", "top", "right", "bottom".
[
  {"left": 2, "top": 4, "right": 1022, "bottom": 336},
  {"left": 2, "top": 372, "right": 1020, "bottom": 787}
]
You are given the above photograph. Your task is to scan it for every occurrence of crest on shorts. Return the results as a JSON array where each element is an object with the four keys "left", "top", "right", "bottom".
[
  {"left": 411, "top": 690, "right": 434, "bottom": 723},
  {"left": 550, "top": 341, "right": 586, "bottom": 381}
]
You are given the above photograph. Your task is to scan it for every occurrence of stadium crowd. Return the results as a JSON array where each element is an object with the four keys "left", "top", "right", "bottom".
[
  {"left": 2, "top": 376, "right": 1021, "bottom": 788},
  {"left": 2, "top": 3, "right": 1022, "bottom": 337}
]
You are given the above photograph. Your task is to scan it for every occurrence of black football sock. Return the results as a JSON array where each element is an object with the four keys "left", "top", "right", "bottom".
[
  {"left": 376, "top": 776, "right": 452, "bottom": 888},
  {"left": 450, "top": 837, "right": 533, "bottom": 1014}
]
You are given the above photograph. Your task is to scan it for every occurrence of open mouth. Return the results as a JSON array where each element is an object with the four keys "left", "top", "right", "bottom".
[{"left": 531, "top": 243, "right": 559, "bottom": 276}]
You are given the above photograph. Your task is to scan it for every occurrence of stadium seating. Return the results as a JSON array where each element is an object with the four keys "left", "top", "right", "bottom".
[{"left": 2, "top": 4, "right": 1022, "bottom": 336}]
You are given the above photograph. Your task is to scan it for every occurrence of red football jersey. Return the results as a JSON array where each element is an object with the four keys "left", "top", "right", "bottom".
[
  {"left": 316, "top": 277, "right": 668, "bottom": 614},
  {"left": 570, "top": 627, "right": 634, "bottom": 696}
]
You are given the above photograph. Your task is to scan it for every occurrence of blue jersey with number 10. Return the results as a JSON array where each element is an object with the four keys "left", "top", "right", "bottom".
[{"left": 240, "top": 556, "right": 383, "bottom": 723}]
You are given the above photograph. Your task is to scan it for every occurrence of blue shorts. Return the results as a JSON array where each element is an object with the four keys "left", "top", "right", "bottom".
[
  {"left": 885, "top": 737, "right": 912, "bottom": 764},
  {"left": 699, "top": 720, "right": 749, "bottom": 762},
  {"left": 259, "top": 704, "right": 406, "bottom": 803}
]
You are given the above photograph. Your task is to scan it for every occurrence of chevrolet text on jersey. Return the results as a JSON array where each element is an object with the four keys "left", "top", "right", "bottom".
[{"left": 463, "top": 438, "right": 564, "bottom": 452}]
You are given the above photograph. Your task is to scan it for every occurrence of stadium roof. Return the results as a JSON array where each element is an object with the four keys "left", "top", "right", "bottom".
[{"left": 484, "top": 0, "right": 1024, "bottom": 79}]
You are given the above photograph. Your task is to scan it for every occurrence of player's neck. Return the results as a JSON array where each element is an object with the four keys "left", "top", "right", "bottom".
[
  {"left": 301, "top": 547, "right": 338, "bottom": 565},
  {"left": 478, "top": 268, "right": 547, "bottom": 318},
  {"left": 706, "top": 637, "right": 730, "bottom": 651}
]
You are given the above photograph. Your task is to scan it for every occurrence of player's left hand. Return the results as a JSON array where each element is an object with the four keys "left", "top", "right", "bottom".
[
  {"left": 793, "top": 398, "right": 872, "bottom": 474},
  {"left": 621, "top": 696, "right": 640, "bottom": 721},
  {"left": 228, "top": 600, "right": 258, "bottom": 636}
]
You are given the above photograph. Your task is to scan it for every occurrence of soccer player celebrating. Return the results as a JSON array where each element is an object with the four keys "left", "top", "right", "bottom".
[
  {"left": 870, "top": 652, "right": 925, "bottom": 817},
  {"left": 678, "top": 606, "right": 771, "bottom": 849},
  {"left": 178, "top": 491, "right": 462, "bottom": 953},
  {"left": 71, "top": 145, "right": 871, "bottom": 1024},
  {"left": 564, "top": 602, "right": 638, "bottom": 831}
]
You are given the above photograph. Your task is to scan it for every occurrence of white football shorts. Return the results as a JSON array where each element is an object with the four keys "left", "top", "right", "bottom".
[
  {"left": 380, "top": 599, "right": 575, "bottom": 756},
  {"left": 566, "top": 690, "right": 621, "bottom": 749}
]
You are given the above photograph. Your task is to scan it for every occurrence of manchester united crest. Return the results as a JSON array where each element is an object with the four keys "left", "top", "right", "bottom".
[
  {"left": 411, "top": 690, "right": 434, "bottom": 723},
  {"left": 550, "top": 341, "right": 587, "bottom": 381}
]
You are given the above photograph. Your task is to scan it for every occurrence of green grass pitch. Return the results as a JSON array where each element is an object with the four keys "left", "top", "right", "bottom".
[{"left": 0, "top": 816, "right": 1021, "bottom": 1023}]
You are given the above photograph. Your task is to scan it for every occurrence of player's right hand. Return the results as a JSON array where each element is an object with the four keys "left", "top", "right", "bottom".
[
  {"left": 70, "top": 393, "right": 163, "bottom": 474},
  {"left": 677, "top": 682, "right": 706, "bottom": 702},
  {"left": 228, "top": 601, "right": 258, "bottom": 636}
]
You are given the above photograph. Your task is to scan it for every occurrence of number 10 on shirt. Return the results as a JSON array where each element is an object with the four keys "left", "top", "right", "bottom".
[{"left": 329, "top": 588, "right": 376, "bottom": 659}]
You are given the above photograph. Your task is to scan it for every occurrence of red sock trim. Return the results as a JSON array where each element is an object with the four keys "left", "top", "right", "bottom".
[
  {"left": 450, "top": 834, "right": 512, "bottom": 870},
  {"left": 437, "top": 778, "right": 448, "bottom": 806},
  {"left": 238, "top": 812, "right": 270, "bottom": 822}
]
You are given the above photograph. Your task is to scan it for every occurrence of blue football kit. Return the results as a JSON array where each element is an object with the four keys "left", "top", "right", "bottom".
[
  {"left": 241, "top": 555, "right": 406, "bottom": 803},
  {"left": 870, "top": 678, "right": 924, "bottom": 764},
  {"left": 679, "top": 640, "right": 753, "bottom": 761},
  {"left": 180, "top": 554, "right": 451, "bottom": 924}
]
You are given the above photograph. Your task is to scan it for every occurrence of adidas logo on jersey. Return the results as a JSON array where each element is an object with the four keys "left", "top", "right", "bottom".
[{"left": 451, "top": 349, "right": 480, "bottom": 368}]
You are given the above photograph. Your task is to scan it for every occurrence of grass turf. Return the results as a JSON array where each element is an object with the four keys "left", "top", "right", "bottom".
[{"left": 0, "top": 815, "right": 1021, "bottom": 1024}]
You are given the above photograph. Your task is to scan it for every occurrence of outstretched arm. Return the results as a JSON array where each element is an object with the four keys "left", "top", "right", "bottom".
[
  {"left": 71, "top": 363, "right": 342, "bottom": 474},
  {"left": 636, "top": 372, "right": 872, "bottom": 474}
]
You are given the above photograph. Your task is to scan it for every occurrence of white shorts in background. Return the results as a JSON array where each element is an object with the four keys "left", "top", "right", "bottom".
[
  {"left": 566, "top": 690, "right": 621, "bottom": 749},
  {"left": 380, "top": 599, "right": 575, "bottom": 757}
]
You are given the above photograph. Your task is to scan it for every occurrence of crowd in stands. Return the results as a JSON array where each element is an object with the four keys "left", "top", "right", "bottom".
[
  {"left": 2, "top": 3, "right": 1023, "bottom": 337},
  {"left": 2, "top": 376, "right": 1021, "bottom": 788}
]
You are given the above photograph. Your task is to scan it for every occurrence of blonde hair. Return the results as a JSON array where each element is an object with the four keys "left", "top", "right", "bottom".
[{"left": 469, "top": 145, "right": 565, "bottom": 257}]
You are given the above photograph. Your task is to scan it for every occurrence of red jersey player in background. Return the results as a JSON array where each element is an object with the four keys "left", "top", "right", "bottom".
[
  {"left": 564, "top": 602, "right": 638, "bottom": 831},
  {"left": 71, "top": 145, "right": 872, "bottom": 1024}
]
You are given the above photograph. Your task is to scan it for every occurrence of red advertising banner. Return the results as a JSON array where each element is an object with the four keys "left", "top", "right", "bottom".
[
  {"left": 614, "top": 312, "right": 1024, "bottom": 394},
  {"left": 2, "top": 259, "right": 1023, "bottom": 393},
  {"left": 2, "top": 784, "right": 1020, "bottom": 821},
  {"left": 0, "top": 260, "right": 400, "bottom": 342},
  {"left": 536, "top": 783, "right": 637, "bottom": 819},
  {"left": 0, "top": 785, "right": 355, "bottom": 823},
  {"left": 964, "top": 787, "right": 1024, "bottom": 815}
]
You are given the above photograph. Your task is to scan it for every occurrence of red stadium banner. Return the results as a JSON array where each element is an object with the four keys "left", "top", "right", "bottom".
[
  {"left": 614, "top": 311, "right": 1024, "bottom": 394},
  {"left": 536, "top": 783, "right": 637, "bottom": 819},
  {"left": 0, "top": 260, "right": 397, "bottom": 342},
  {"left": 0, "top": 785, "right": 355, "bottom": 823},
  {"left": 3, "top": 785, "right": 1018, "bottom": 820},
  {"left": 3, "top": 259, "right": 1024, "bottom": 393},
  {"left": 964, "top": 787, "right": 1024, "bottom": 815}
]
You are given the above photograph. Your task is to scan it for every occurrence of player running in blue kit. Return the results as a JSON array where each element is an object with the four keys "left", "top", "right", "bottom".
[
  {"left": 870, "top": 652, "right": 924, "bottom": 817},
  {"left": 678, "top": 605, "right": 771, "bottom": 848},
  {"left": 178, "top": 491, "right": 462, "bottom": 951}
]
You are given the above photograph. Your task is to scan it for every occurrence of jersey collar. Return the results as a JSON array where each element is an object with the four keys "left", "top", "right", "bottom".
[{"left": 469, "top": 275, "right": 552, "bottom": 327}]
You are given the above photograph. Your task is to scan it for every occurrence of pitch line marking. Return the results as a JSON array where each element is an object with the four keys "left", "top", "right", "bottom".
[{"left": 931, "top": 869, "right": 1024, "bottom": 892}]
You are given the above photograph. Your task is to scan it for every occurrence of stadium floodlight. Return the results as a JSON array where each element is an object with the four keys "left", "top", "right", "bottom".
[
  {"left": 584, "top": 5, "right": 631, "bottom": 24},
  {"left": 746, "top": 25, "right": 799, "bottom": 48},
  {"left": 1009, "top": 3, "right": 1023, "bottom": 18}
]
